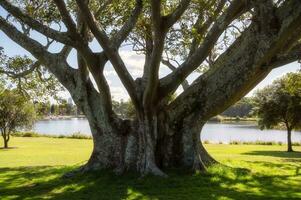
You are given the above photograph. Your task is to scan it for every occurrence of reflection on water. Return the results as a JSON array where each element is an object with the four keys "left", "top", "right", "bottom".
[
  {"left": 202, "top": 122, "right": 301, "bottom": 143},
  {"left": 33, "top": 118, "right": 301, "bottom": 143},
  {"left": 34, "top": 118, "right": 90, "bottom": 135}
]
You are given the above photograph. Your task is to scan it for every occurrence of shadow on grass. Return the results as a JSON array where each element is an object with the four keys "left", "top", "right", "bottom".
[
  {"left": 242, "top": 150, "right": 301, "bottom": 158},
  {"left": 0, "top": 147, "right": 18, "bottom": 150},
  {"left": 0, "top": 165, "right": 300, "bottom": 200}
]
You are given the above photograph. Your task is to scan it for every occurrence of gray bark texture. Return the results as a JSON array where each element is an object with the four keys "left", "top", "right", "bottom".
[
  {"left": 287, "top": 129, "right": 293, "bottom": 152},
  {"left": 0, "top": 0, "right": 301, "bottom": 175}
]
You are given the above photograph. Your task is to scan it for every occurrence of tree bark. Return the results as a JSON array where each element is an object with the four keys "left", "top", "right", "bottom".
[
  {"left": 2, "top": 130, "right": 9, "bottom": 149},
  {"left": 4, "top": 138, "right": 8, "bottom": 149},
  {"left": 71, "top": 90, "right": 212, "bottom": 176},
  {"left": 181, "top": 119, "right": 218, "bottom": 171},
  {"left": 287, "top": 128, "right": 293, "bottom": 152},
  {"left": 199, "top": 136, "right": 218, "bottom": 166}
]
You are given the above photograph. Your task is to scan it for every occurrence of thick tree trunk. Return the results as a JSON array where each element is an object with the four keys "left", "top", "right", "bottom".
[
  {"left": 79, "top": 114, "right": 138, "bottom": 173},
  {"left": 287, "top": 128, "right": 293, "bottom": 152},
  {"left": 73, "top": 99, "right": 215, "bottom": 176},
  {"left": 199, "top": 137, "right": 218, "bottom": 166},
  {"left": 136, "top": 115, "right": 167, "bottom": 176},
  {"left": 2, "top": 131, "right": 9, "bottom": 149},
  {"left": 81, "top": 113, "right": 167, "bottom": 176},
  {"left": 67, "top": 72, "right": 216, "bottom": 176},
  {"left": 181, "top": 120, "right": 218, "bottom": 171},
  {"left": 4, "top": 138, "right": 8, "bottom": 149}
]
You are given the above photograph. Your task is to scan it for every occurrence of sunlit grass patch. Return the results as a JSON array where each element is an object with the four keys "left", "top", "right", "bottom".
[{"left": 0, "top": 137, "right": 301, "bottom": 199}]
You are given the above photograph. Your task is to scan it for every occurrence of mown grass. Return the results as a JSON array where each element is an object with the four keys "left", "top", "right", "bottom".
[{"left": 0, "top": 137, "right": 301, "bottom": 200}]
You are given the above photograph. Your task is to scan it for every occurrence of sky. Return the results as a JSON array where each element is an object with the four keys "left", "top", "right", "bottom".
[{"left": 0, "top": 7, "right": 300, "bottom": 102}]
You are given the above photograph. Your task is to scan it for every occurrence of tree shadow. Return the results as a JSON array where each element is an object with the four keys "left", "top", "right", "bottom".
[
  {"left": 0, "top": 147, "right": 18, "bottom": 150},
  {"left": 242, "top": 150, "right": 301, "bottom": 158},
  {"left": 0, "top": 165, "right": 300, "bottom": 200}
]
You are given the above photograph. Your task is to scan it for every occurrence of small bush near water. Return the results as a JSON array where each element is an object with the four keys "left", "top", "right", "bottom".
[
  {"left": 229, "top": 140, "right": 301, "bottom": 146},
  {"left": 202, "top": 140, "right": 301, "bottom": 146},
  {"left": 11, "top": 132, "right": 40, "bottom": 137},
  {"left": 11, "top": 131, "right": 92, "bottom": 139},
  {"left": 68, "top": 132, "right": 92, "bottom": 139}
]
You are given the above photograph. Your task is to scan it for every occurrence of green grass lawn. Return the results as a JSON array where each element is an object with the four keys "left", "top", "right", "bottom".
[{"left": 0, "top": 137, "right": 301, "bottom": 200}]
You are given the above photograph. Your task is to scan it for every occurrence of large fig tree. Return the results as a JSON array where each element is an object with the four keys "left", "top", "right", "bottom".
[{"left": 0, "top": 0, "right": 301, "bottom": 176}]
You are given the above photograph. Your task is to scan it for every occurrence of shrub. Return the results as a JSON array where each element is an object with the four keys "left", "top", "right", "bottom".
[{"left": 69, "top": 132, "right": 92, "bottom": 139}]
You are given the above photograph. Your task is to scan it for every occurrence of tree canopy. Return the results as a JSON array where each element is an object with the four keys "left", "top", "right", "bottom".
[
  {"left": 0, "top": 89, "right": 35, "bottom": 148},
  {"left": 254, "top": 72, "right": 301, "bottom": 152}
]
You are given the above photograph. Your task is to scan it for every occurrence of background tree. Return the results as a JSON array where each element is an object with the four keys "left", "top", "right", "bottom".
[
  {"left": 34, "top": 101, "right": 51, "bottom": 118},
  {"left": 0, "top": 0, "right": 301, "bottom": 176},
  {"left": 222, "top": 97, "right": 254, "bottom": 118},
  {"left": 0, "top": 50, "right": 64, "bottom": 102},
  {"left": 113, "top": 100, "right": 135, "bottom": 119},
  {"left": 254, "top": 72, "right": 301, "bottom": 152},
  {"left": 0, "top": 90, "right": 35, "bottom": 148},
  {"left": 50, "top": 104, "right": 59, "bottom": 115},
  {"left": 57, "top": 99, "right": 73, "bottom": 115}
]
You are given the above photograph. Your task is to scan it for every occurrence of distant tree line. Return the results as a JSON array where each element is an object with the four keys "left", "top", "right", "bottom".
[
  {"left": 33, "top": 99, "right": 82, "bottom": 118},
  {"left": 222, "top": 97, "right": 254, "bottom": 118},
  {"left": 34, "top": 99, "right": 135, "bottom": 119}
]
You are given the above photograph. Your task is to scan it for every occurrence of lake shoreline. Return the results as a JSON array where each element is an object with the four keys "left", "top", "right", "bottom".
[
  {"left": 12, "top": 131, "right": 301, "bottom": 146},
  {"left": 40, "top": 115, "right": 86, "bottom": 120},
  {"left": 30, "top": 119, "right": 301, "bottom": 143}
]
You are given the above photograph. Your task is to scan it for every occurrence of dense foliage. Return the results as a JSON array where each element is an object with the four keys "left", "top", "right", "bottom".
[
  {"left": 222, "top": 97, "right": 254, "bottom": 118},
  {"left": 254, "top": 72, "right": 301, "bottom": 152},
  {"left": 0, "top": 89, "right": 35, "bottom": 148}
]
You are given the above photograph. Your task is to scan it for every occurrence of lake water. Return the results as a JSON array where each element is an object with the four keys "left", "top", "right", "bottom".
[{"left": 33, "top": 118, "right": 301, "bottom": 143}]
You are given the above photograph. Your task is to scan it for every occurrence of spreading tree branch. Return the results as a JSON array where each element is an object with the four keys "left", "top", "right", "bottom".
[
  {"left": 111, "top": 0, "right": 143, "bottom": 47},
  {"left": 167, "top": 0, "right": 301, "bottom": 123},
  {"left": 164, "top": 0, "right": 191, "bottom": 29},
  {"left": 143, "top": 0, "right": 192, "bottom": 109},
  {"left": 0, "top": 16, "right": 76, "bottom": 91},
  {"left": 0, "top": 0, "right": 74, "bottom": 46},
  {"left": 0, "top": 61, "right": 40, "bottom": 78},
  {"left": 188, "top": 0, "right": 227, "bottom": 57},
  {"left": 53, "top": 0, "right": 78, "bottom": 35},
  {"left": 269, "top": 43, "right": 301, "bottom": 69},
  {"left": 159, "top": 0, "right": 248, "bottom": 99},
  {"left": 161, "top": 59, "right": 189, "bottom": 90},
  {"left": 75, "top": 0, "right": 140, "bottom": 108}
]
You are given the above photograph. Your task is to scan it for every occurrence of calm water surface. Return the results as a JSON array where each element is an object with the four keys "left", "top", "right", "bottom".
[{"left": 33, "top": 118, "right": 301, "bottom": 143}]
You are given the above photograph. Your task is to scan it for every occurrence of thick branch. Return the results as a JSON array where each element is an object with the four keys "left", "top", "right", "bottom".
[
  {"left": 53, "top": 0, "right": 78, "bottom": 35},
  {"left": 0, "top": 16, "right": 48, "bottom": 61},
  {"left": 142, "top": 0, "right": 167, "bottom": 110},
  {"left": 164, "top": 0, "right": 191, "bottom": 29},
  {"left": 151, "top": 0, "right": 162, "bottom": 32},
  {"left": 161, "top": 59, "right": 189, "bottom": 90},
  {"left": 60, "top": 45, "right": 73, "bottom": 58},
  {"left": 111, "top": 0, "right": 143, "bottom": 47},
  {"left": 0, "top": 0, "right": 73, "bottom": 46},
  {"left": 0, "top": 61, "right": 39, "bottom": 78},
  {"left": 269, "top": 43, "right": 301, "bottom": 69},
  {"left": 0, "top": 16, "right": 76, "bottom": 91},
  {"left": 168, "top": 0, "right": 301, "bottom": 123},
  {"left": 188, "top": 0, "right": 227, "bottom": 57},
  {"left": 159, "top": 0, "right": 248, "bottom": 99},
  {"left": 75, "top": 0, "right": 139, "bottom": 108}
]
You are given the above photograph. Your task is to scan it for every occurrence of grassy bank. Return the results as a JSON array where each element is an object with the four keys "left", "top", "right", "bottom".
[
  {"left": 12, "top": 131, "right": 92, "bottom": 139},
  {"left": 209, "top": 115, "right": 257, "bottom": 122},
  {"left": 0, "top": 137, "right": 301, "bottom": 199}
]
